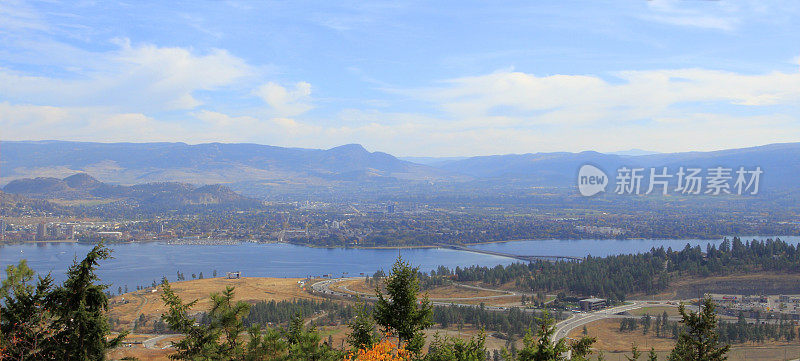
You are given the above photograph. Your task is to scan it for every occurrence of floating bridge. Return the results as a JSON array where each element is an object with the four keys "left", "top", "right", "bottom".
[{"left": 438, "top": 244, "right": 584, "bottom": 263}]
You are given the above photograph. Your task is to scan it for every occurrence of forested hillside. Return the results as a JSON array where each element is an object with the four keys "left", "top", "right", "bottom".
[{"left": 448, "top": 237, "right": 799, "bottom": 302}]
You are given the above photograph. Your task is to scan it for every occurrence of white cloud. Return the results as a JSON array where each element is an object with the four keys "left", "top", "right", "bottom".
[
  {"left": 2, "top": 60, "right": 799, "bottom": 157},
  {"left": 0, "top": 40, "right": 254, "bottom": 112},
  {"left": 641, "top": 0, "right": 740, "bottom": 31},
  {"left": 253, "top": 81, "right": 314, "bottom": 117},
  {"left": 408, "top": 68, "right": 800, "bottom": 125},
  {"left": 0, "top": 0, "right": 49, "bottom": 33},
  {"left": 0, "top": 102, "right": 182, "bottom": 142}
]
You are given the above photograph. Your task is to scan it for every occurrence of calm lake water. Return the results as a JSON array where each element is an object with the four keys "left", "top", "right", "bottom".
[{"left": 1, "top": 236, "right": 798, "bottom": 290}]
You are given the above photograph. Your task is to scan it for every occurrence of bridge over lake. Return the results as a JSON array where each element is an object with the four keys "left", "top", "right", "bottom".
[{"left": 439, "top": 244, "right": 584, "bottom": 263}]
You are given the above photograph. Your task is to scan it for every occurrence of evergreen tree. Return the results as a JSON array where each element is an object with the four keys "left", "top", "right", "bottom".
[
  {"left": 373, "top": 257, "right": 433, "bottom": 353},
  {"left": 648, "top": 347, "right": 658, "bottom": 361},
  {"left": 668, "top": 298, "right": 729, "bottom": 361},
  {"left": 346, "top": 300, "right": 379, "bottom": 351},
  {"left": 425, "top": 332, "right": 487, "bottom": 361},
  {"left": 1, "top": 244, "right": 126, "bottom": 360},
  {"left": 44, "top": 243, "right": 126, "bottom": 361},
  {"left": 161, "top": 281, "right": 250, "bottom": 360},
  {"left": 0, "top": 260, "right": 55, "bottom": 359},
  {"left": 160, "top": 281, "right": 340, "bottom": 361},
  {"left": 625, "top": 345, "right": 641, "bottom": 361},
  {"left": 515, "top": 311, "right": 596, "bottom": 361},
  {"left": 284, "top": 312, "right": 339, "bottom": 361}
]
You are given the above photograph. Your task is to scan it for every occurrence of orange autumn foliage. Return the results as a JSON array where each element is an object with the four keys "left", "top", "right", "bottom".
[{"left": 345, "top": 338, "right": 411, "bottom": 361}]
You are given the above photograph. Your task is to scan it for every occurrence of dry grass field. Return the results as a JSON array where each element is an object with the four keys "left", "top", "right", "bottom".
[
  {"left": 569, "top": 318, "right": 677, "bottom": 352},
  {"left": 105, "top": 276, "right": 800, "bottom": 360},
  {"left": 626, "top": 306, "right": 682, "bottom": 317},
  {"left": 640, "top": 273, "right": 800, "bottom": 300},
  {"left": 334, "top": 278, "right": 508, "bottom": 299},
  {"left": 108, "top": 277, "right": 322, "bottom": 329},
  {"left": 570, "top": 318, "right": 800, "bottom": 361},
  {"left": 595, "top": 346, "right": 800, "bottom": 361}
]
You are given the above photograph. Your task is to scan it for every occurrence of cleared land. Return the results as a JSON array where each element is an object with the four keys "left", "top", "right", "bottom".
[
  {"left": 595, "top": 346, "right": 800, "bottom": 361},
  {"left": 107, "top": 276, "right": 800, "bottom": 361},
  {"left": 333, "top": 278, "right": 512, "bottom": 300},
  {"left": 642, "top": 273, "right": 800, "bottom": 300},
  {"left": 109, "top": 277, "right": 322, "bottom": 329},
  {"left": 626, "top": 306, "right": 682, "bottom": 317},
  {"left": 569, "top": 317, "right": 800, "bottom": 360}
]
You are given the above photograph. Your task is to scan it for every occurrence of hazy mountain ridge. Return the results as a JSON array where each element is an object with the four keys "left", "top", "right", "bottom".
[
  {"left": 1, "top": 141, "right": 451, "bottom": 188},
  {"left": 2, "top": 140, "right": 798, "bottom": 195},
  {"left": 2, "top": 173, "right": 259, "bottom": 207},
  {"left": 433, "top": 143, "right": 800, "bottom": 190}
]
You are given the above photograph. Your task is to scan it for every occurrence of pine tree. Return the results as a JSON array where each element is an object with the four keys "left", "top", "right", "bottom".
[
  {"left": 516, "top": 311, "right": 595, "bottom": 361},
  {"left": 668, "top": 298, "right": 729, "bottom": 361},
  {"left": 160, "top": 281, "right": 340, "bottom": 361},
  {"left": 284, "top": 312, "right": 340, "bottom": 361},
  {"left": 426, "top": 332, "right": 487, "bottom": 361},
  {"left": 44, "top": 243, "right": 126, "bottom": 360},
  {"left": 161, "top": 281, "right": 250, "bottom": 360},
  {"left": 373, "top": 256, "right": 433, "bottom": 353},
  {"left": 649, "top": 347, "right": 658, "bottom": 361},
  {"left": 0, "top": 260, "right": 55, "bottom": 359},
  {"left": 626, "top": 345, "right": 641, "bottom": 361},
  {"left": 346, "top": 300, "right": 379, "bottom": 350}
]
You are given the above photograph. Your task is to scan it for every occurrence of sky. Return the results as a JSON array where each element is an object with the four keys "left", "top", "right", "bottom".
[{"left": 1, "top": 0, "right": 799, "bottom": 156}]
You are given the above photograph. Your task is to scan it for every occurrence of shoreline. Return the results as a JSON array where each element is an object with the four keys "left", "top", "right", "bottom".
[{"left": 2, "top": 235, "right": 795, "bottom": 249}]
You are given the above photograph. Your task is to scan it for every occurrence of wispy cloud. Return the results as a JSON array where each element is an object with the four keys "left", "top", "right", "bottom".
[
  {"left": 640, "top": 0, "right": 741, "bottom": 31},
  {"left": 0, "top": 0, "right": 49, "bottom": 33},
  {"left": 0, "top": 39, "right": 254, "bottom": 112}
]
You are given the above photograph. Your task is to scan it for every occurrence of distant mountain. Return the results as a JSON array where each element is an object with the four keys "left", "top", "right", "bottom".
[
  {"left": 0, "top": 141, "right": 452, "bottom": 191},
  {"left": 432, "top": 151, "right": 631, "bottom": 187},
  {"left": 609, "top": 149, "right": 661, "bottom": 156},
  {"left": 3, "top": 173, "right": 259, "bottom": 207},
  {"left": 2, "top": 140, "right": 798, "bottom": 195},
  {"left": 0, "top": 190, "right": 60, "bottom": 216},
  {"left": 432, "top": 143, "right": 800, "bottom": 191},
  {"left": 399, "top": 156, "right": 469, "bottom": 166}
]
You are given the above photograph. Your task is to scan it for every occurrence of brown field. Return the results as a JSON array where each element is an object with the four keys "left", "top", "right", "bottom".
[
  {"left": 434, "top": 295, "right": 523, "bottom": 307},
  {"left": 108, "top": 346, "right": 172, "bottom": 361},
  {"left": 569, "top": 318, "right": 677, "bottom": 352},
  {"left": 594, "top": 346, "right": 800, "bottom": 361},
  {"left": 426, "top": 285, "right": 506, "bottom": 299},
  {"left": 109, "top": 277, "right": 322, "bottom": 330},
  {"left": 626, "top": 306, "right": 682, "bottom": 317},
  {"left": 334, "top": 278, "right": 507, "bottom": 299},
  {"left": 570, "top": 318, "right": 800, "bottom": 361},
  {"left": 639, "top": 273, "right": 800, "bottom": 300}
]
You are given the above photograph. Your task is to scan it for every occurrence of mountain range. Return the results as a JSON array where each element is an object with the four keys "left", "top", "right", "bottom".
[
  {"left": 2, "top": 140, "right": 798, "bottom": 196},
  {"left": 2, "top": 173, "right": 258, "bottom": 207},
  {"left": 1, "top": 141, "right": 450, "bottom": 187}
]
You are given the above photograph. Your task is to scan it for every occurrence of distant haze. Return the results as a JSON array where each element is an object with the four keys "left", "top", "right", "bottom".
[{"left": 2, "top": 140, "right": 798, "bottom": 196}]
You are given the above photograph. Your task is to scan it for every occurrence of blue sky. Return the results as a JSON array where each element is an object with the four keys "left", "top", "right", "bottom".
[{"left": 1, "top": 0, "right": 799, "bottom": 156}]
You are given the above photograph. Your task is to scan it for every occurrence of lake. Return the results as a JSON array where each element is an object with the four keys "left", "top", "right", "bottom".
[{"left": 1, "top": 236, "right": 798, "bottom": 290}]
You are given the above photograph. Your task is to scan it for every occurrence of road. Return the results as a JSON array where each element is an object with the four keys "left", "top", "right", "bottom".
[
  {"left": 553, "top": 301, "right": 656, "bottom": 340},
  {"left": 142, "top": 334, "right": 179, "bottom": 349},
  {"left": 552, "top": 301, "right": 704, "bottom": 342},
  {"left": 312, "top": 278, "right": 710, "bottom": 344},
  {"left": 311, "top": 277, "right": 510, "bottom": 310}
]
